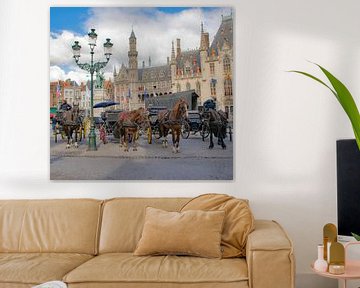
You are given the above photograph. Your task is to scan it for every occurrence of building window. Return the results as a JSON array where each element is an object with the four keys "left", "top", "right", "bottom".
[
  {"left": 223, "top": 56, "right": 231, "bottom": 74},
  {"left": 186, "top": 82, "right": 191, "bottom": 91},
  {"left": 224, "top": 78, "right": 232, "bottom": 96},
  {"left": 177, "top": 83, "right": 181, "bottom": 92},
  {"left": 210, "top": 63, "right": 215, "bottom": 75},
  {"left": 210, "top": 80, "right": 216, "bottom": 96},
  {"left": 196, "top": 81, "right": 201, "bottom": 95}
]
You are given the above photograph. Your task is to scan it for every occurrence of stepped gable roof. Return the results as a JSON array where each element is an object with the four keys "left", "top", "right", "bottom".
[
  {"left": 209, "top": 15, "right": 233, "bottom": 55},
  {"left": 138, "top": 65, "right": 171, "bottom": 82},
  {"left": 175, "top": 49, "right": 201, "bottom": 70},
  {"left": 63, "top": 80, "right": 80, "bottom": 88},
  {"left": 104, "top": 80, "right": 113, "bottom": 89}
]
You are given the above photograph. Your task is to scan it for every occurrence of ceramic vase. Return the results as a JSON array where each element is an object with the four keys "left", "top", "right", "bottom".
[{"left": 314, "top": 244, "right": 328, "bottom": 272}]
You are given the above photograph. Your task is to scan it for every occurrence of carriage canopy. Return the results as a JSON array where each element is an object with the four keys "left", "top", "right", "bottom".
[{"left": 145, "top": 90, "right": 199, "bottom": 110}]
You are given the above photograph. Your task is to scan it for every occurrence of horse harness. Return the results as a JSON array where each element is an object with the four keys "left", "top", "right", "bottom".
[{"left": 159, "top": 110, "right": 183, "bottom": 126}]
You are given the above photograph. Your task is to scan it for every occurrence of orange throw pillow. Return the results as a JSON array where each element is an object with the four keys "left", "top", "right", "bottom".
[
  {"left": 134, "top": 207, "right": 225, "bottom": 258},
  {"left": 181, "top": 194, "right": 254, "bottom": 258}
]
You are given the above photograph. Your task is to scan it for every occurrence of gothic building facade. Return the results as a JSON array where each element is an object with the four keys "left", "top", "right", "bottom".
[
  {"left": 113, "top": 14, "right": 233, "bottom": 117},
  {"left": 113, "top": 29, "right": 172, "bottom": 110}
]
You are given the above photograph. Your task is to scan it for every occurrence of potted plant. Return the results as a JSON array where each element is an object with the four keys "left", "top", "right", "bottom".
[{"left": 290, "top": 63, "right": 360, "bottom": 240}]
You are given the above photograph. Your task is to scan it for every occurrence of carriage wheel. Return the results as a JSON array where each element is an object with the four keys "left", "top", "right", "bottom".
[
  {"left": 200, "top": 123, "right": 210, "bottom": 141},
  {"left": 181, "top": 122, "right": 190, "bottom": 139},
  {"left": 147, "top": 127, "right": 152, "bottom": 144}
]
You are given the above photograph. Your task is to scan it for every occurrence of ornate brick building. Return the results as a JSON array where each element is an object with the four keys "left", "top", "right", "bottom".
[{"left": 113, "top": 13, "right": 233, "bottom": 117}]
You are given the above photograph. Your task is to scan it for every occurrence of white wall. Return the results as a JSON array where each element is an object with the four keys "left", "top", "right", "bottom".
[{"left": 0, "top": 0, "right": 359, "bottom": 287}]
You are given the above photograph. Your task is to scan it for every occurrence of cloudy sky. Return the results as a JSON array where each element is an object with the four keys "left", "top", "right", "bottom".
[{"left": 50, "top": 7, "right": 232, "bottom": 84}]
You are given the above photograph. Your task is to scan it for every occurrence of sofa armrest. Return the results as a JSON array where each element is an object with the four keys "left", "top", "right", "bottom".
[{"left": 246, "top": 220, "right": 295, "bottom": 288}]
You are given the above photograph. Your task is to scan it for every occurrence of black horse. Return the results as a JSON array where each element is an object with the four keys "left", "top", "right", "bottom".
[
  {"left": 203, "top": 109, "right": 228, "bottom": 149},
  {"left": 61, "top": 104, "right": 82, "bottom": 149}
]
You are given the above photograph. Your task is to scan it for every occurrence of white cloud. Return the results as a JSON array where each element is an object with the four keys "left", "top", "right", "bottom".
[
  {"left": 50, "top": 7, "right": 232, "bottom": 81},
  {"left": 50, "top": 65, "right": 113, "bottom": 85}
]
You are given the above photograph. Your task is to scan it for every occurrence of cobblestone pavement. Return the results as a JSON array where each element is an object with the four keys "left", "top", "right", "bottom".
[{"left": 50, "top": 130, "right": 233, "bottom": 180}]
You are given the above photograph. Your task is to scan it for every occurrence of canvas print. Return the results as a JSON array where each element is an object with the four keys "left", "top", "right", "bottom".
[{"left": 50, "top": 7, "right": 234, "bottom": 180}]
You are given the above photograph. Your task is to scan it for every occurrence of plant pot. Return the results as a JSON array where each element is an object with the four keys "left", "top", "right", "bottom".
[{"left": 337, "top": 139, "right": 360, "bottom": 238}]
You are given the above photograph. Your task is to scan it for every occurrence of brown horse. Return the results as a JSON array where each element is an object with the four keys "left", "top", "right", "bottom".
[
  {"left": 115, "top": 108, "right": 149, "bottom": 152},
  {"left": 158, "top": 98, "right": 188, "bottom": 153},
  {"left": 61, "top": 104, "right": 82, "bottom": 149}
]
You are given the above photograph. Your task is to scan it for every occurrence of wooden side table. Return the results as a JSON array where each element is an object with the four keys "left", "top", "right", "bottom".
[{"left": 311, "top": 242, "right": 360, "bottom": 288}]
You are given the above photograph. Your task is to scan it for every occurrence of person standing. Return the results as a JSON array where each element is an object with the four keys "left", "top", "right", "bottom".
[{"left": 60, "top": 99, "right": 72, "bottom": 111}]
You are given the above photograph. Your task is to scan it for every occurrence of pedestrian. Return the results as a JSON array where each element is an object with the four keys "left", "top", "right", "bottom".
[
  {"left": 52, "top": 115, "right": 57, "bottom": 131},
  {"left": 60, "top": 99, "right": 72, "bottom": 111}
]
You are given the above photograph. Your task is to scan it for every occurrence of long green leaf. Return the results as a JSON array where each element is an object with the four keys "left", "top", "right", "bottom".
[
  {"left": 289, "top": 65, "right": 360, "bottom": 150},
  {"left": 316, "top": 64, "right": 360, "bottom": 150},
  {"left": 351, "top": 232, "right": 360, "bottom": 241},
  {"left": 288, "top": 70, "right": 338, "bottom": 100}
]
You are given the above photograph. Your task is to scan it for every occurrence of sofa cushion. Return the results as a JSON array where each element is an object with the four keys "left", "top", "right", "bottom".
[
  {"left": 134, "top": 207, "right": 225, "bottom": 258},
  {"left": 181, "top": 194, "right": 254, "bottom": 258},
  {"left": 99, "top": 198, "right": 190, "bottom": 253},
  {"left": 63, "top": 253, "right": 248, "bottom": 285},
  {"left": 0, "top": 253, "right": 93, "bottom": 285},
  {"left": 0, "top": 199, "right": 103, "bottom": 254}
]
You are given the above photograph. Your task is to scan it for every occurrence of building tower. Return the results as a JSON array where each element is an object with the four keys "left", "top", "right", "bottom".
[
  {"left": 176, "top": 38, "right": 181, "bottom": 58},
  {"left": 128, "top": 28, "right": 138, "bottom": 82},
  {"left": 113, "top": 66, "right": 117, "bottom": 78},
  {"left": 170, "top": 40, "right": 176, "bottom": 86},
  {"left": 199, "top": 22, "right": 209, "bottom": 80}
]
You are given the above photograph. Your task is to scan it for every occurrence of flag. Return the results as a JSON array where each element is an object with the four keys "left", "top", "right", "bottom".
[{"left": 56, "top": 82, "right": 61, "bottom": 98}]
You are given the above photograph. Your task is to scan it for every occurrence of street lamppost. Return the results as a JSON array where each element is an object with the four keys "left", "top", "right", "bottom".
[{"left": 72, "top": 29, "right": 113, "bottom": 151}]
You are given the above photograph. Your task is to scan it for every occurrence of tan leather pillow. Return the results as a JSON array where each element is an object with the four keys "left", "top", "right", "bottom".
[
  {"left": 181, "top": 194, "right": 254, "bottom": 258},
  {"left": 134, "top": 207, "right": 225, "bottom": 258}
]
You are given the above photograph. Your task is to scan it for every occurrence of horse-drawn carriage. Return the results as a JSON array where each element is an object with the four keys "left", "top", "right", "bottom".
[
  {"left": 53, "top": 110, "right": 84, "bottom": 143},
  {"left": 180, "top": 110, "right": 210, "bottom": 140},
  {"left": 53, "top": 105, "right": 85, "bottom": 147},
  {"left": 146, "top": 106, "right": 167, "bottom": 144},
  {"left": 100, "top": 109, "right": 123, "bottom": 139}
]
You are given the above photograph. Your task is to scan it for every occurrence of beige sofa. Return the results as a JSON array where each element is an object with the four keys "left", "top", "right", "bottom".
[{"left": 0, "top": 198, "right": 295, "bottom": 288}]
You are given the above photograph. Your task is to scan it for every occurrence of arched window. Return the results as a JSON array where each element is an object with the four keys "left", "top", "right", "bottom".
[
  {"left": 177, "top": 83, "right": 181, "bottom": 92},
  {"left": 223, "top": 56, "right": 231, "bottom": 74},
  {"left": 224, "top": 78, "right": 232, "bottom": 96},
  {"left": 186, "top": 82, "right": 191, "bottom": 91},
  {"left": 210, "top": 80, "right": 216, "bottom": 96},
  {"left": 196, "top": 81, "right": 201, "bottom": 95}
]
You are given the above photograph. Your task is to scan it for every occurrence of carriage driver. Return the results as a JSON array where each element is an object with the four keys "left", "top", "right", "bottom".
[{"left": 60, "top": 99, "right": 72, "bottom": 111}]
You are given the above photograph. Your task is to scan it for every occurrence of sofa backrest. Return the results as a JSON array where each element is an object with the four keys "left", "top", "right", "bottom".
[
  {"left": 0, "top": 199, "right": 102, "bottom": 255},
  {"left": 99, "top": 197, "right": 190, "bottom": 253}
]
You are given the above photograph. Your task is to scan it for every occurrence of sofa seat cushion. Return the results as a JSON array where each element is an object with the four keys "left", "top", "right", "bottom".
[
  {"left": 0, "top": 253, "right": 93, "bottom": 285},
  {"left": 64, "top": 253, "right": 248, "bottom": 285}
]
